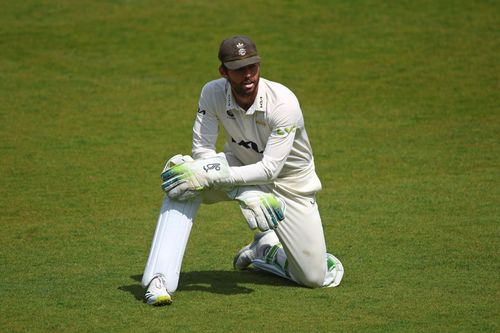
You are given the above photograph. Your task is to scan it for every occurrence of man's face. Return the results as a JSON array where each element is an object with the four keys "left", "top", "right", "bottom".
[{"left": 221, "top": 63, "right": 260, "bottom": 98}]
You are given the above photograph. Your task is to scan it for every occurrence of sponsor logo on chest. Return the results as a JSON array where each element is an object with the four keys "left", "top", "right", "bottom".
[{"left": 231, "top": 137, "right": 263, "bottom": 154}]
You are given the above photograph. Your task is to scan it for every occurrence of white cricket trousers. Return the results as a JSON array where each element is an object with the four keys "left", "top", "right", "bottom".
[
  {"left": 203, "top": 182, "right": 328, "bottom": 288},
  {"left": 270, "top": 182, "right": 328, "bottom": 288}
]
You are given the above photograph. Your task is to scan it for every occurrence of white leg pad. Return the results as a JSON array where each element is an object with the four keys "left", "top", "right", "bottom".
[
  {"left": 141, "top": 195, "right": 201, "bottom": 293},
  {"left": 252, "top": 259, "right": 291, "bottom": 281},
  {"left": 253, "top": 249, "right": 344, "bottom": 288}
]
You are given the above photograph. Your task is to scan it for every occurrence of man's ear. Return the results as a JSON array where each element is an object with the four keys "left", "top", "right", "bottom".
[{"left": 219, "top": 65, "right": 227, "bottom": 78}]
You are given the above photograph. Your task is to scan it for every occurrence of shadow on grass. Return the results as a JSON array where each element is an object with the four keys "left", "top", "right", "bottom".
[{"left": 118, "top": 269, "right": 297, "bottom": 301}]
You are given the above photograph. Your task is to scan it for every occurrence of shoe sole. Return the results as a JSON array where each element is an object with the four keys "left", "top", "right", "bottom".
[{"left": 147, "top": 295, "right": 172, "bottom": 306}]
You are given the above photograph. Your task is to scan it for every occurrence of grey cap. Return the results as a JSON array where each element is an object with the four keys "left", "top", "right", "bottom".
[{"left": 218, "top": 35, "right": 261, "bottom": 70}]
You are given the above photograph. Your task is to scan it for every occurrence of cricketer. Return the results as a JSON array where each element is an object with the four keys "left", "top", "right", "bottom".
[{"left": 141, "top": 35, "right": 344, "bottom": 305}]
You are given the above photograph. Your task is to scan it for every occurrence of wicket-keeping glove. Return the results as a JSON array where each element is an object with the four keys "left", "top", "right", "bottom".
[
  {"left": 161, "top": 154, "right": 234, "bottom": 200},
  {"left": 229, "top": 188, "right": 285, "bottom": 231}
]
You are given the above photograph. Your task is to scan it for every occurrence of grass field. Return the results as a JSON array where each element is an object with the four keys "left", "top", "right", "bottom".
[{"left": 1, "top": 0, "right": 498, "bottom": 332}]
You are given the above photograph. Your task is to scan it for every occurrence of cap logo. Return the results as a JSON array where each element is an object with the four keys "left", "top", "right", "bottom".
[{"left": 236, "top": 42, "right": 246, "bottom": 56}]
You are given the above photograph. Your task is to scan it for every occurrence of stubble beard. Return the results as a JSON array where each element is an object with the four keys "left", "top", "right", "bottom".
[{"left": 231, "top": 76, "right": 259, "bottom": 99}]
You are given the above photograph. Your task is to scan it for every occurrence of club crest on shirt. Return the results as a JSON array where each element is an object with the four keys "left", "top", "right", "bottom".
[{"left": 226, "top": 110, "right": 236, "bottom": 119}]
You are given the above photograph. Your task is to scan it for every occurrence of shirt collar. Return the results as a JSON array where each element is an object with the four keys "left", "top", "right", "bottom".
[{"left": 225, "top": 78, "right": 267, "bottom": 115}]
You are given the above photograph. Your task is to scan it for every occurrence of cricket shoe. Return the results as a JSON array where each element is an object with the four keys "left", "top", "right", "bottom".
[
  {"left": 324, "top": 254, "right": 344, "bottom": 288},
  {"left": 144, "top": 274, "right": 172, "bottom": 306},
  {"left": 233, "top": 230, "right": 279, "bottom": 270}
]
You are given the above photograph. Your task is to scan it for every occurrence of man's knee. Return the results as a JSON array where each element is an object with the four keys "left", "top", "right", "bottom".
[{"left": 292, "top": 264, "right": 326, "bottom": 288}]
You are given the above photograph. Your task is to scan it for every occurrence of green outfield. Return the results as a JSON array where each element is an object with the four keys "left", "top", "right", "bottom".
[{"left": 1, "top": 0, "right": 498, "bottom": 332}]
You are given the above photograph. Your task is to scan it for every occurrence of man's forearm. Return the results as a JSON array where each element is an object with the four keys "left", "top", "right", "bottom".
[
  {"left": 229, "top": 162, "right": 275, "bottom": 185},
  {"left": 192, "top": 146, "right": 218, "bottom": 160}
]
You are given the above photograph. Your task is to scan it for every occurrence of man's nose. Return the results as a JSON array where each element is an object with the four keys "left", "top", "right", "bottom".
[{"left": 244, "top": 67, "right": 253, "bottom": 77}]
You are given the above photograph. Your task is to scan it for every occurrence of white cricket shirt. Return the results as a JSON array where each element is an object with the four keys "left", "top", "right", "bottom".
[{"left": 192, "top": 77, "right": 321, "bottom": 194}]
